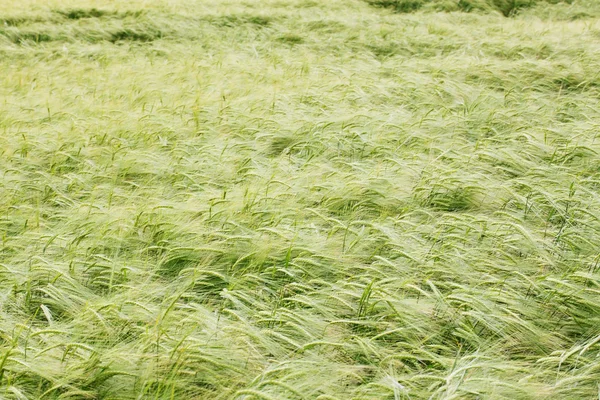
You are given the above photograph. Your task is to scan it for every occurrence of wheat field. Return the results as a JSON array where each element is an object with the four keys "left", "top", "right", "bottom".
[{"left": 1, "top": 0, "right": 600, "bottom": 398}]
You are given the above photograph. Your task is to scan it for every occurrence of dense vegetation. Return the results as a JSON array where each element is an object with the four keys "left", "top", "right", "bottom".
[
  {"left": 1, "top": 0, "right": 600, "bottom": 398},
  {"left": 365, "top": 0, "right": 572, "bottom": 16}
]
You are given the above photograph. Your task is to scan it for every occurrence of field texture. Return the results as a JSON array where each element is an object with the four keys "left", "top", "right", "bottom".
[{"left": 1, "top": 0, "right": 600, "bottom": 398}]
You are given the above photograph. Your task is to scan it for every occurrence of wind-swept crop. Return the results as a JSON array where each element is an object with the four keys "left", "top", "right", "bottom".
[{"left": 1, "top": 0, "right": 600, "bottom": 398}]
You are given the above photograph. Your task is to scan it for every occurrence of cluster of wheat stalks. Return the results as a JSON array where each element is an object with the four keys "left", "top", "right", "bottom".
[{"left": 1, "top": 0, "right": 600, "bottom": 398}]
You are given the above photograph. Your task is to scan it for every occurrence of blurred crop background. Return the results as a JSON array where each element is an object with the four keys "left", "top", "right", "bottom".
[{"left": 1, "top": 0, "right": 600, "bottom": 398}]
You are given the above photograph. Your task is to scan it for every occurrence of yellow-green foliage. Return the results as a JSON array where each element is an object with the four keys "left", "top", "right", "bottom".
[{"left": 1, "top": 0, "right": 600, "bottom": 399}]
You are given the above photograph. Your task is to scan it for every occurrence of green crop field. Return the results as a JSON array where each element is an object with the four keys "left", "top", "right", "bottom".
[{"left": 1, "top": 0, "right": 600, "bottom": 398}]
